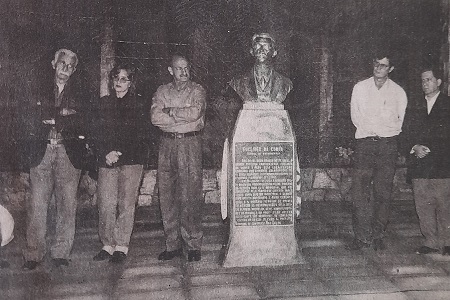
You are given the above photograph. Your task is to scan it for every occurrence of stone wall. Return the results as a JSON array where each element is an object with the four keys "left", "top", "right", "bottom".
[
  {"left": 299, "top": 167, "right": 413, "bottom": 203},
  {"left": 0, "top": 168, "right": 413, "bottom": 214}
]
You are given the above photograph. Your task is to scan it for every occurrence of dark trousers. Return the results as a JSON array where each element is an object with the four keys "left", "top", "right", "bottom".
[
  {"left": 158, "top": 135, "right": 203, "bottom": 251},
  {"left": 412, "top": 178, "right": 450, "bottom": 249},
  {"left": 351, "top": 137, "right": 398, "bottom": 243}
]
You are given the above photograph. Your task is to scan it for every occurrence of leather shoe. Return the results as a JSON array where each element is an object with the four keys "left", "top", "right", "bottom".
[
  {"left": 345, "top": 239, "right": 370, "bottom": 250},
  {"left": 188, "top": 250, "right": 201, "bottom": 262},
  {"left": 158, "top": 249, "right": 182, "bottom": 261},
  {"left": 110, "top": 251, "right": 127, "bottom": 263},
  {"left": 53, "top": 258, "right": 69, "bottom": 267},
  {"left": 372, "top": 238, "right": 386, "bottom": 251},
  {"left": 93, "top": 250, "right": 112, "bottom": 261},
  {"left": 23, "top": 260, "right": 39, "bottom": 270},
  {"left": 442, "top": 246, "right": 450, "bottom": 255},
  {"left": 416, "top": 246, "right": 439, "bottom": 255}
]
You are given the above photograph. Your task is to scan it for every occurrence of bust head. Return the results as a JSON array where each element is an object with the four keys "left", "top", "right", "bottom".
[
  {"left": 229, "top": 33, "right": 292, "bottom": 104},
  {"left": 250, "top": 33, "right": 277, "bottom": 64}
]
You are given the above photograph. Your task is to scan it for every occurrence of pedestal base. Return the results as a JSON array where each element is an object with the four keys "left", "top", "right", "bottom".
[
  {"left": 222, "top": 106, "right": 304, "bottom": 268},
  {"left": 222, "top": 226, "right": 304, "bottom": 267}
]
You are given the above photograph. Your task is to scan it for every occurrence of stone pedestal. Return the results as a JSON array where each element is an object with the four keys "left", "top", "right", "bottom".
[{"left": 222, "top": 102, "right": 303, "bottom": 267}]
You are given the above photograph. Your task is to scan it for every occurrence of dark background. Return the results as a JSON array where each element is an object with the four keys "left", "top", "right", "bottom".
[{"left": 0, "top": 0, "right": 445, "bottom": 170}]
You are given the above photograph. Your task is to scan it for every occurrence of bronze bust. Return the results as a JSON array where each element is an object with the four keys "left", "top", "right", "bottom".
[{"left": 229, "top": 33, "right": 293, "bottom": 103}]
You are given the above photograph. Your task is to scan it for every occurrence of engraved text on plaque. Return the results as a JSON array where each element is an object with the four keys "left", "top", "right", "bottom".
[{"left": 234, "top": 142, "right": 294, "bottom": 226}]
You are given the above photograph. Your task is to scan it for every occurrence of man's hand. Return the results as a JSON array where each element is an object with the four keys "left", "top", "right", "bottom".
[
  {"left": 42, "top": 118, "right": 55, "bottom": 125},
  {"left": 60, "top": 108, "right": 77, "bottom": 116},
  {"left": 105, "top": 151, "right": 122, "bottom": 166},
  {"left": 412, "top": 144, "right": 430, "bottom": 159}
]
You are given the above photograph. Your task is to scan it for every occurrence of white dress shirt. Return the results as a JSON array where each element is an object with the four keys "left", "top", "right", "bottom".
[
  {"left": 351, "top": 77, "right": 408, "bottom": 139},
  {"left": 426, "top": 91, "right": 440, "bottom": 114}
]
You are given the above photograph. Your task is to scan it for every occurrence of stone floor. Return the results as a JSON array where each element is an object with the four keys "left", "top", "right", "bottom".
[{"left": 2, "top": 201, "right": 450, "bottom": 300}]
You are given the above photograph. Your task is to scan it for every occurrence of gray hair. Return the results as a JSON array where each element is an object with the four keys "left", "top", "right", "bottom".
[{"left": 53, "top": 48, "right": 79, "bottom": 68}]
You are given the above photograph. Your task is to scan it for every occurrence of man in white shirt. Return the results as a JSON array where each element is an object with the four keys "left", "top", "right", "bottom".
[
  {"left": 403, "top": 67, "right": 450, "bottom": 255},
  {"left": 347, "top": 54, "right": 407, "bottom": 251}
]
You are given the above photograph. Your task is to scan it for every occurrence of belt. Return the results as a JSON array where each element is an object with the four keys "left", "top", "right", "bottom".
[
  {"left": 361, "top": 136, "right": 396, "bottom": 141},
  {"left": 161, "top": 131, "right": 201, "bottom": 139},
  {"left": 48, "top": 139, "right": 64, "bottom": 145}
]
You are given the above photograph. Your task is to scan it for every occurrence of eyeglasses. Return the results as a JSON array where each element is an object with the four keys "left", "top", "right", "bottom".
[
  {"left": 113, "top": 77, "right": 130, "bottom": 83},
  {"left": 57, "top": 61, "right": 75, "bottom": 71},
  {"left": 373, "top": 62, "right": 390, "bottom": 69}
]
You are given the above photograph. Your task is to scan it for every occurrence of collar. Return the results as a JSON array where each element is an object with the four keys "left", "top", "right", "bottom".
[
  {"left": 372, "top": 76, "right": 390, "bottom": 89},
  {"left": 115, "top": 91, "right": 131, "bottom": 100},
  {"left": 170, "top": 81, "right": 191, "bottom": 91},
  {"left": 425, "top": 91, "right": 440, "bottom": 102},
  {"left": 253, "top": 66, "right": 273, "bottom": 80}
]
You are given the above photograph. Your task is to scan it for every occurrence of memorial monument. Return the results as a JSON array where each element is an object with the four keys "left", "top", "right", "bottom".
[{"left": 221, "top": 33, "right": 303, "bottom": 267}]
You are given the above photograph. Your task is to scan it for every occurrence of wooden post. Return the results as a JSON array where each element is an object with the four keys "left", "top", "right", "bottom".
[
  {"left": 443, "top": 0, "right": 450, "bottom": 94},
  {"left": 318, "top": 46, "right": 333, "bottom": 134},
  {"left": 100, "top": 13, "right": 114, "bottom": 97},
  {"left": 317, "top": 35, "right": 334, "bottom": 165}
]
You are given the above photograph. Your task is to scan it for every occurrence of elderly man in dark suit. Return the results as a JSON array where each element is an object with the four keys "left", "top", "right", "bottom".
[
  {"left": 404, "top": 66, "right": 450, "bottom": 256},
  {"left": 22, "top": 48, "right": 88, "bottom": 270}
]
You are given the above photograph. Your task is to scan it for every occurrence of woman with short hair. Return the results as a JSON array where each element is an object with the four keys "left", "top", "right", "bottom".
[{"left": 92, "top": 64, "right": 149, "bottom": 263}]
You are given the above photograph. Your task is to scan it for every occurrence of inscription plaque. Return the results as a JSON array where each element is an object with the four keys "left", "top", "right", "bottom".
[{"left": 234, "top": 141, "right": 294, "bottom": 226}]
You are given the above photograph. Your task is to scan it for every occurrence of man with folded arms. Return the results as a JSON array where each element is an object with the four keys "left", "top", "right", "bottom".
[
  {"left": 22, "top": 48, "right": 88, "bottom": 270},
  {"left": 151, "top": 54, "right": 206, "bottom": 262}
]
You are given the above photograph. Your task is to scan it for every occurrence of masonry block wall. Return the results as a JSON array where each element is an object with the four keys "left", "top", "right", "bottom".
[{"left": 0, "top": 168, "right": 413, "bottom": 215}]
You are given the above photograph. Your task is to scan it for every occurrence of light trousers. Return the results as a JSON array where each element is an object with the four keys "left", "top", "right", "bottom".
[
  {"left": 158, "top": 135, "right": 204, "bottom": 251},
  {"left": 97, "top": 164, "right": 143, "bottom": 254},
  {"left": 24, "top": 144, "right": 81, "bottom": 261}
]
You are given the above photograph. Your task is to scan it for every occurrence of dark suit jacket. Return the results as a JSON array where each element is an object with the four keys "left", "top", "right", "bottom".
[
  {"left": 21, "top": 75, "right": 89, "bottom": 170},
  {"left": 229, "top": 68, "right": 293, "bottom": 103},
  {"left": 403, "top": 92, "right": 450, "bottom": 180}
]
